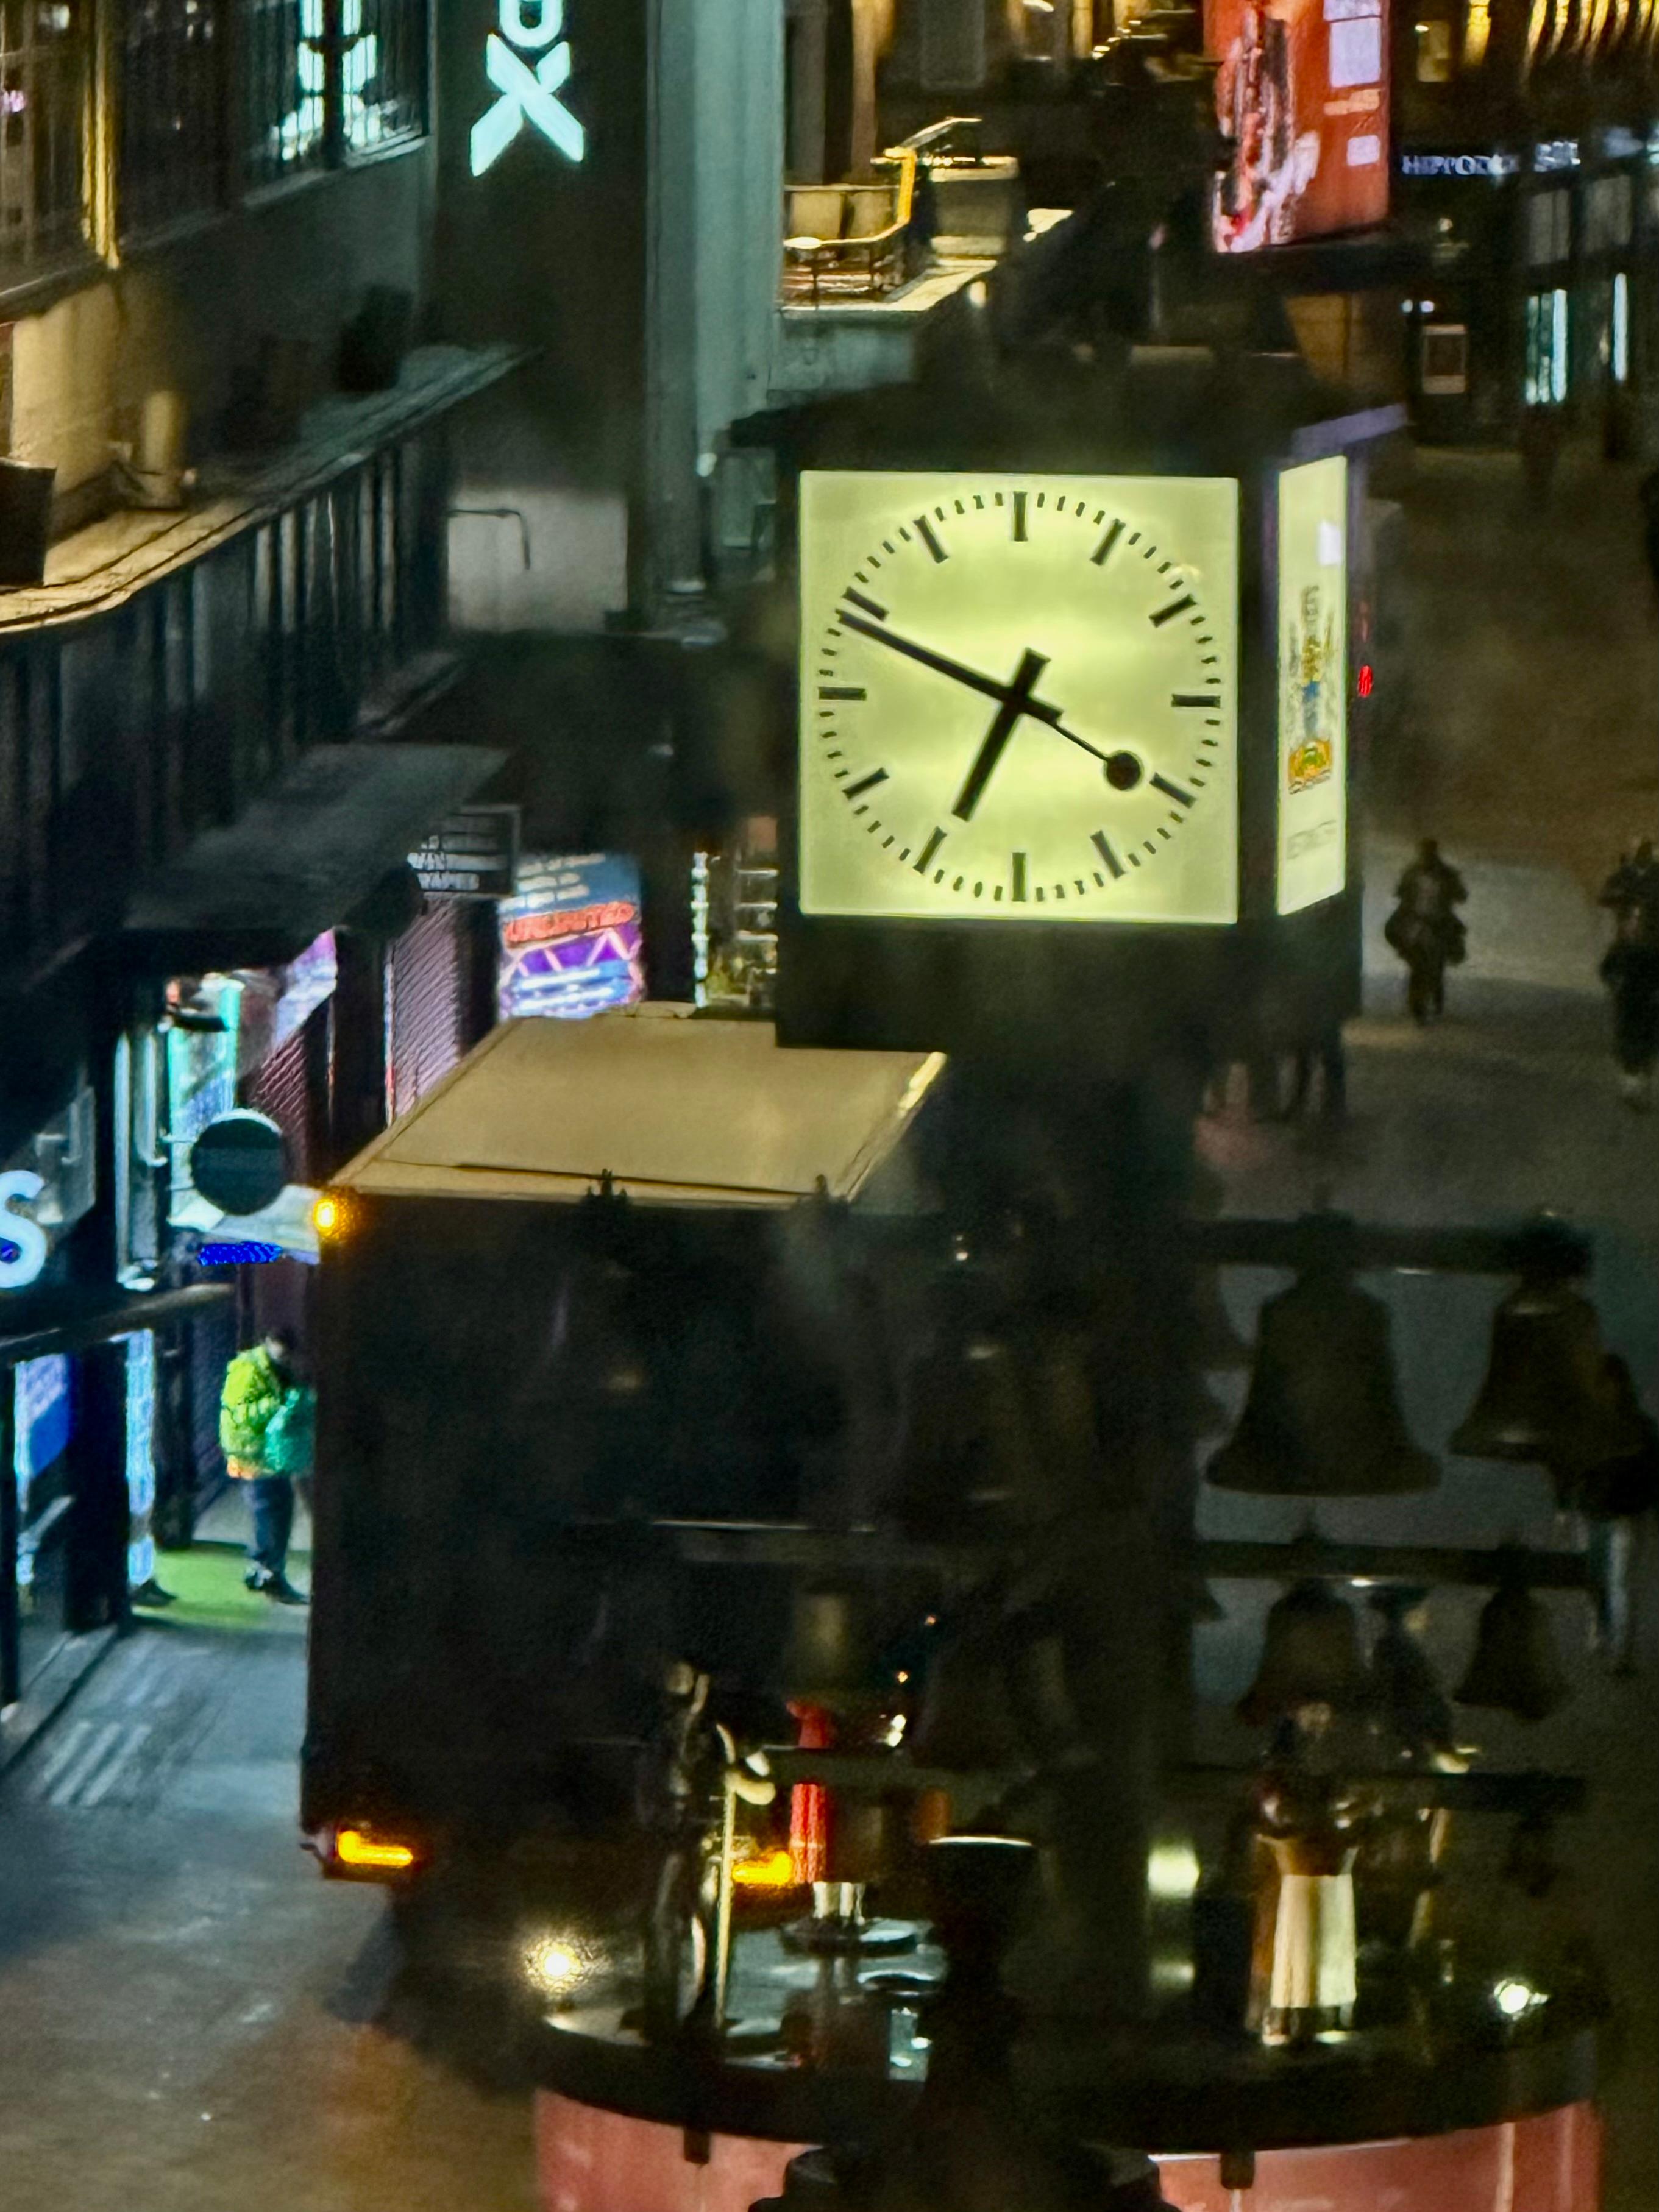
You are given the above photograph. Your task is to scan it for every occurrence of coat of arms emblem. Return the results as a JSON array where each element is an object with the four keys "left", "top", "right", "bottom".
[{"left": 1285, "top": 584, "right": 1337, "bottom": 793}]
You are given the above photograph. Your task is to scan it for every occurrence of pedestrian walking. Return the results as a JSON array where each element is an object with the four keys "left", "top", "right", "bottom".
[
  {"left": 1598, "top": 838, "right": 1659, "bottom": 948},
  {"left": 219, "top": 1328, "right": 311, "bottom": 1603},
  {"left": 1599, "top": 905, "right": 1659, "bottom": 1110},
  {"left": 1384, "top": 839, "right": 1468, "bottom": 1023}
]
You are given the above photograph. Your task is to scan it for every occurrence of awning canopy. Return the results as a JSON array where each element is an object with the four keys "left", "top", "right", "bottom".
[
  {"left": 336, "top": 1004, "right": 945, "bottom": 1209},
  {"left": 120, "top": 743, "right": 505, "bottom": 973}
]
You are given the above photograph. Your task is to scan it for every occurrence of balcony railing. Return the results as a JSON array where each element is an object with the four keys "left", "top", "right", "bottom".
[{"left": 783, "top": 146, "right": 921, "bottom": 304}]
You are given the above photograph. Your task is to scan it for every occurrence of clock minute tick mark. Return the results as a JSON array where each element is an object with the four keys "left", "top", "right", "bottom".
[
  {"left": 1091, "top": 831, "right": 1125, "bottom": 879},
  {"left": 915, "top": 826, "right": 947, "bottom": 875},
  {"left": 843, "top": 768, "right": 889, "bottom": 799},
  {"left": 1090, "top": 519, "right": 1124, "bottom": 567}
]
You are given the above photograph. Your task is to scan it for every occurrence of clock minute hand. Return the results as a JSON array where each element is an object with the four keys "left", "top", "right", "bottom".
[{"left": 839, "top": 611, "right": 1046, "bottom": 711}]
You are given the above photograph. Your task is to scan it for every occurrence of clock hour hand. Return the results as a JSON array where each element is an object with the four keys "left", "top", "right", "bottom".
[{"left": 953, "top": 650, "right": 1049, "bottom": 822}]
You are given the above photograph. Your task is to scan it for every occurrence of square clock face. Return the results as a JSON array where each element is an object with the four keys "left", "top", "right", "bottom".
[{"left": 798, "top": 470, "right": 1240, "bottom": 925}]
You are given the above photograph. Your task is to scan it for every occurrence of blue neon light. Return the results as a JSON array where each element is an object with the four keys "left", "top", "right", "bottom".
[{"left": 199, "top": 1240, "right": 283, "bottom": 1266}]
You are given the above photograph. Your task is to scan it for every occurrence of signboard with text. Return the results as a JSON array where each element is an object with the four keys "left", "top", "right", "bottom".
[
  {"left": 497, "top": 853, "right": 645, "bottom": 1020},
  {"left": 1207, "top": 0, "right": 1389, "bottom": 252},
  {"left": 1276, "top": 456, "right": 1349, "bottom": 916},
  {"left": 410, "top": 806, "right": 522, "bottom": 901}
]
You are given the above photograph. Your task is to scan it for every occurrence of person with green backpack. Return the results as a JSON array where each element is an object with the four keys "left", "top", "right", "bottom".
[{"left": 219, "top": 1329, "right": 314, "bottom": 1604}]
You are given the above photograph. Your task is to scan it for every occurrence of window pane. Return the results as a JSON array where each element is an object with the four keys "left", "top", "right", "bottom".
[
  {"left": 345, "top": 0, "right": 426, "bottom": 154},
  {"left": 0, "top": 0, "right": 91, "bottom": 270},
  {"left": 119, "top": 0, "right": 225, "bottom": 237},
  {"left": 242, "top": 0, "right": 326, "bottom": 190}
]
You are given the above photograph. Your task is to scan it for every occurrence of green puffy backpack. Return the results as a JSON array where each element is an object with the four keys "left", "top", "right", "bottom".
[{"left": 263, "top": 1386, "right": 316, "bottom": 1478}]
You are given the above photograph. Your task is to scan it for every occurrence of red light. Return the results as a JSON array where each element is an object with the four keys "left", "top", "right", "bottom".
[{"left": 1357, "top": 664, "right": 1374, "bottom": 698}]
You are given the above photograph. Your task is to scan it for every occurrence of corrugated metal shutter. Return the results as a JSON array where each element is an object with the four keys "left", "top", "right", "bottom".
[
  {"left": 190, "top": 1299, "right": 238, "bottom": 1493},
  {"left": 244, "top": 1012, "right": 320, "bottom": 1186},
  {"left": 385, "top": 903, "right": 466, "bottom": 1121}
]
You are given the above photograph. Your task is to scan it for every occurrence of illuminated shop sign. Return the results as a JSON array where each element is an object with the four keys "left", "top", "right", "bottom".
[
  {"left": 1399, "top": 150, "right": 1519, "bottom": 179},
  {"left": 1533, "top": 140, "right": 1580, "bottom": 173},
  {"left": 1206, "top": 0, "right": 1390, "bottom": 253},
  {"left": 1275, "top": 457, "right": 1349, "bottom": 917},
  {"left": 199, "top": 1241, "right": 283, "bottom": 1267},
  {"left": 471, "top": 0, "right": 586, "bottom": 178},
  {"left": 0, "top": 1172, "right": 49, "bottom": 1289},
  {"left": 497, "top": 854, "right": 645, "bottom": 1019},
  {"left": 0, "top": 1084, "right": 96, "bottom": 1291}
]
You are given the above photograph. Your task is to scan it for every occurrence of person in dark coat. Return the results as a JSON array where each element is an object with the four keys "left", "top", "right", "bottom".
[
  {"left": 1599, "top": 838, "right": 1659, "bottom": 947},
  {"left": 1385, "top": 840, "right": 1468, "bottom": 1023},
  {"left": 1600, "top": 903, "right": 1659, "bottom": 1108}
]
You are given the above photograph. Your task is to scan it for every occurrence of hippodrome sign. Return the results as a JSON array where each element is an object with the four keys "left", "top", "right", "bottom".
[{"left": 471, "top": 0, "right": 586, "bottom": 177}]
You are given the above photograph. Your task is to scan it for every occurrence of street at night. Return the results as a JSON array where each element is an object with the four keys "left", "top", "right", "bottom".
[{"left": 2, "top": 5, "right": 1658, "bottom": 2211}]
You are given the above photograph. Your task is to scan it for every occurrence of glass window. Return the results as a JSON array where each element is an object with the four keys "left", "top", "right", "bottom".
[
  {"left": 1413, "top": 16, "right": 1453, "bottom": 80},
  {"left": 342, "top": 0, "right": 427, "bottom": 153},
  {"left": 1526, "top": 189, "right": 1570, "bottom": 266},
  {"left": 1583, "top": 173, "right": 1632, "bottom": 253},
  {"left": 0, "top": 0, "right": 91, "bottom": 271},
  {"left": 119, "top": 0, "right": 226, "bottom": 238},
  {"left": 1524, "top": 288, "right": 1568, "bottom": 405},
  {"left": 241, "top": 0, "right": 424, "bottom": 188}
]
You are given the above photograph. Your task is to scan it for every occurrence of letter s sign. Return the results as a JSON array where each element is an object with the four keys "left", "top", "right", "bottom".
[{"left": 0, "top": 1169, "right": 49, "bottom": 1289}]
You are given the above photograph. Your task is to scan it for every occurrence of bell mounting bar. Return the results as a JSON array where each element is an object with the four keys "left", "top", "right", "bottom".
[
  {"left": 1197, "top": 1537, "right": 1593, "bottom": 1590},
  {"left": 1185, "top": 1211, "right": 1592, "bottom": 1279}
]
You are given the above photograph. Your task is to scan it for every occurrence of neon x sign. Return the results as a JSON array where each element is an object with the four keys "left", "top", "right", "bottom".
[{"left": 471, "top": 0, "right": 586, "bottom": 176}]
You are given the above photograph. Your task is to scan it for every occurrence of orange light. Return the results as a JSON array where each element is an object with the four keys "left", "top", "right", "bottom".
[
  {"left": 731, "top": 1848, "right": 798, "bottom": 1889},
  {"left": 335, "top": 1826, "right": 416, "bottom": 1871},
  {"left": 313, "top": 1194, "right": 343, "bottom": 1237}
]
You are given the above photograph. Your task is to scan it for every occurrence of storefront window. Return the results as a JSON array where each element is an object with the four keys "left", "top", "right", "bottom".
[
  {"left": 119, "top": 0, "right": 226, "bottom": 240},
  {"left": 0, "top": 0, "right": 90, "bottom": 271},
  {"left": 1526, "top": 189, "right": 1571, "bottom": 266},
  {"left": 1414, "top": 17, "right": 1453, "bottom": 80},
  {"left": 1525, "top": 288, "right": 1568, "bottom": 405},
  {"left": 1583, "top": 173, "right": 1632, "bottom": 253},
  {"left": 1420, "top": 322, "right": 1469, "bottom": 395}
]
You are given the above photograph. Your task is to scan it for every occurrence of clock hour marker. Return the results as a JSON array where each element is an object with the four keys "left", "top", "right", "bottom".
[
  {"left": 1090, "top": 519, "right": 1124, "bottom": 567},
  {"left": 842, "top": 587, "right": 887, "bottom": 621},
  {"left": 1151, "top": 774, "right": 1195, "bottom": 808},
  {"left": 1011, "top": 851, "right": 1028, "bottom": 902},
  {"left": 1171, "top": 693, "right": 1220, "bottom": 709},
  {"left": 913, "top": 514, "right": 948, "bottom": 564},
  {"left": 915, "top": 826, "right": 947, "bottom": 875},
  {"left": 819, "top": 685, "right": 867, "bottom": 701},
  {"left": 1011, "top": 491, "right": 1028, "bottom": 542},
  {"left": 1151, "top": 594, "right": 1196, "bottom": 627},
  {"left": 843, "top": 768, "right": 888, "bottom": 799},
  {"left": 1091, "top": 830, "right": 1125, "bottom": 880}
]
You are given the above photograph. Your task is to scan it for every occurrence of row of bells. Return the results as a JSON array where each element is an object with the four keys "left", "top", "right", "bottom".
[
  {"left": 538, "top": 1216, "right": 1658, "bottom": 1512},
  {"left": 778, "top": 1572, "right": 1571, "bottom": 1751},
  {"left": 1239, "top": 1576, "right": 1568, "bottom": 1729},
  {"left": 1209, "top": 1257, "right": 1658, "bottom": 1504}
]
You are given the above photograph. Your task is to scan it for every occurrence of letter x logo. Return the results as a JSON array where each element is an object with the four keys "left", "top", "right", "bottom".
[{"left": 471, "top": 0, "right": 585, "bottom": 175}]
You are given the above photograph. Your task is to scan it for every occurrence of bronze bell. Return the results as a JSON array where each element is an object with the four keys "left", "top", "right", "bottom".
[
  {"left": 1238, "top": 1580, "right": 1368, "bottom": 1726},
  {"left": 1207, "top": 1258, "right": 1438, "bottom": 1497},
  {"left": 1452, "top": 1272, "right": 1648, "bottom": 1473},
  {"left": 1366, "top": 1587, "right": 1457, "bottom": 1759},
  {"left": 778, "top": 1584, "right": 874, "bottom": 1712},
  {"left": 1455, "top": 1579, "right": 1568, "bottom": 1723},
  {"left": 541, "top": 1250, "right": 653, "bottom": 1406},
  {"left": 911, "top": 1633, "right": 1025, "bottom": 1773},
  {"left": 893, "top": 1319, "right": 1042, "bottom": 1537},
  {"left": 1566, "top": 1356, "right": 1659, "bottom": 1520}
]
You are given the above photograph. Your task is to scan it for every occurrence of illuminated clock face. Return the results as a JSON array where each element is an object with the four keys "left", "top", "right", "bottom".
[{"left": 798, "top": 470, "right": 1240, "bottom": 924}]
